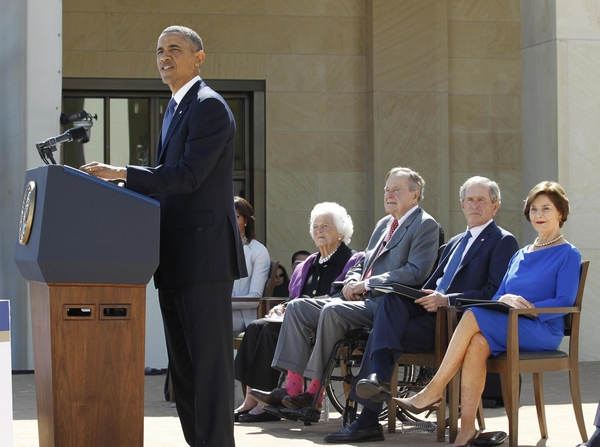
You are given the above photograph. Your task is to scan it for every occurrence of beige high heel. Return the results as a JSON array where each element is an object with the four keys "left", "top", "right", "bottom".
[{"left": 392, "top": 395, "right": 443, "bottom": 417}]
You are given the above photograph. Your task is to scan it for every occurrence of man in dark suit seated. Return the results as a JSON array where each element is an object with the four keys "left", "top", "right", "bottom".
[
  {"left": 81, "top": 25, "right": 246, "bottom": 447},
  {"left": 249, "top": 167, "right": 440, "bottom": 421},
  {"left": 324, "top": 176, "right": 519, "bottom": 443}
]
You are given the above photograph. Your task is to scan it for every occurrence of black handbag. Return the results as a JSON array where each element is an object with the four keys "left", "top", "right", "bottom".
[{"left": 473, "top": 431, "right": 508, "bottom": 447}]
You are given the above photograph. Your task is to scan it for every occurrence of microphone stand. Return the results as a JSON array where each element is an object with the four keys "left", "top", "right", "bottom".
[{"left": 36, "top": 143, "right": 58, "bottom": 165}]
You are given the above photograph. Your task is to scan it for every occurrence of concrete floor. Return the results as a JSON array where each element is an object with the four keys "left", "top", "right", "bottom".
[{"left": 11, "top": 362, "right": 600, "bottom": 446}]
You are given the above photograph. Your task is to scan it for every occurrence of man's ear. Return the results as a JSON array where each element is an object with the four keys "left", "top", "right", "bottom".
[{"left": 196, "top": 50, "right": 205, "bottom": 66}]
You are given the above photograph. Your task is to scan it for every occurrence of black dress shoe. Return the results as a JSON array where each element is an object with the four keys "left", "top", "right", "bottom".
[
  {"left": 324, "top": 421, "right": 384, "bottom": 443},
  {"left": 281, "top": 392, "right": 322, "bottom": 412},
  {"left": 234, "top": 409, "right": 250, "bottom": 422},
  {"left": 238, "top": 411, "right": 281, "bottom": 423},
  {"left": 356, "top": 373, "right": 391, "bottom": 403},
  {"left": 248, "top": 388, "right": 289, "bottom": 408}
]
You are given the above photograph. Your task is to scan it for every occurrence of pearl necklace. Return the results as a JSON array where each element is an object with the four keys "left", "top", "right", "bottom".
[
  {"left": 242, "top": 237, "right": 248, "bottom": 245},
  {"left": 319, "top": 244, "right": 340, "bottom": 264},
  {"left": 533, "top": 234, "right": 563, "bottom": 247}
]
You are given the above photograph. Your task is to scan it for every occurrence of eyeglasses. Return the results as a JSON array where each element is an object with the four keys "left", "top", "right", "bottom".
[{"left": 275, "top": 274, "right": 284, "bottom": 278}]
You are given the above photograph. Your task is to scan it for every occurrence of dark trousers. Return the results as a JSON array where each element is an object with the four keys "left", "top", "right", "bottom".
[
  {"left": 234, "top": 319, "right": 282, "bottom": 391},
  {"left": 159, "top": 280, "right": 235, "bottom": 447},
  {"left": 350, "top": 293, "right": 435, "bottom": 411}
]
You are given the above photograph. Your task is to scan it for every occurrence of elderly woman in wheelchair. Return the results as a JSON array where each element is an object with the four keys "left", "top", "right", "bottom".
[{"left": 234, "top": 202, "right": 361, "bottom": 423}]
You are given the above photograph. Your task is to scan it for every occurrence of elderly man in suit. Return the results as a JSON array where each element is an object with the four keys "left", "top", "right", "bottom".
[
  {"left": 81, "top": 26, "right": 246, "bottom": 447},
  {"left": 324, "top": 176, "right": 519, "bottom": 443},
  {"left": 249, "top": 167, "right": 440, "bottom": 418}
]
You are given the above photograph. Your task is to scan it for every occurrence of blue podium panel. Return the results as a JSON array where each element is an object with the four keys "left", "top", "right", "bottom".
[{"left": 14, "top": 165, "right": 160, "bottom": 285}]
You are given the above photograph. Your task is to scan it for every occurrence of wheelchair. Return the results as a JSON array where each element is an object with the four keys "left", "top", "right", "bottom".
[{"left": 265, "top": 327, "right": 443, "bottom": 433}]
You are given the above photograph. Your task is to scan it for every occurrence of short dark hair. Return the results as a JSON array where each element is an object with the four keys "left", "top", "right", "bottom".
[
  {"left": 291, "top": 250, "right": 311, "bottom": 265},
  {"left": 234, "top": 196, "right": 256, "bottom": 240},
  {"left": 523, "top": 181, "right": 570, "bottom": 228},
  {"left": 161, "top": 26, "right": 203, "bottom": 51}
]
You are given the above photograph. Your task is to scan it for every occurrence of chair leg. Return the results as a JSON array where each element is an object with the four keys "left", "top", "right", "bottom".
[
  {"left": 448, "top": 370, "right": 460, "bottom": 443},
  {"left": 388, "top": 363, "right": 399, "bottom": 434},
  {"left": 436, "top": 392, "right": 446, "bottom": 442},
  {"left": 569, "top": 366, "right": 589, "bottom": 442},
  {"left": 500, "top": 371, "right": 520, "bottom": 447},
  {"left": 476, "top": 399, "right": 485, "bottom": 431},
  {"left": 532, "top": 372, "right": 548, "bottom": 438}
]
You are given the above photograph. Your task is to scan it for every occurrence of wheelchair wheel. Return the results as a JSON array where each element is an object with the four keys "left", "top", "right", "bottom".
[{"left": 325, "top": 344, "right": 364, "bottom": 414}]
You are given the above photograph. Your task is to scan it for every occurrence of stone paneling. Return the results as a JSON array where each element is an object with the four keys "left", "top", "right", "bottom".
[{"left": 266, "top": 54, "right": 366, "bottom": 92}]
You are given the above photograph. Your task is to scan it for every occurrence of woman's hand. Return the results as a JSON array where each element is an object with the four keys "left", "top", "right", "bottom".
[
  {"left": 80, "top": 162, "right": 126, "bottom": 180},
  {"left": 415, "top": 289, "right": 449, "bottom": 312},
  {"left": 498, "top": 294, "right": 538, "bottom": 317}
]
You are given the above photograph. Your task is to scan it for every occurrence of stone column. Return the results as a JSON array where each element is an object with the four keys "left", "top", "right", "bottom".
[
  {"left": 521, "top": 0, "right": 600, "bottom": 360},
  {"left": 0, "top": 0, "right": 62, "bottom": 369}
]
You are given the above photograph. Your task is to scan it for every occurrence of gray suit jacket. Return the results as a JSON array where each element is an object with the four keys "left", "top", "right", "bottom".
[{"left": 344, "top": 207, "right": 439, "bottom": 299}]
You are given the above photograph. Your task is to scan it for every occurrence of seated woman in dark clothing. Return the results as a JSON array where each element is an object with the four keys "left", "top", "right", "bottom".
[
  {"left": 272, "top": 265, "right": 290, "bottom": 298},
  {"left": 234, "top": 202, "right": 362, "bottom": 422}
]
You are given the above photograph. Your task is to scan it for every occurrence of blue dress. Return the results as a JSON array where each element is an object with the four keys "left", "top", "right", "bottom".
[{"left": 470, "top": 243, "right": 581, "bottom": 356}]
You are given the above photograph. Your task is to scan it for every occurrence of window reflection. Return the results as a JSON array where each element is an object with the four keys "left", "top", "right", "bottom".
[
  {"left": 110, "top": 98, "right": 150, "bottom": 166},
  {"left": 62, "top": 97, "right": 104, "bottom": 168}
]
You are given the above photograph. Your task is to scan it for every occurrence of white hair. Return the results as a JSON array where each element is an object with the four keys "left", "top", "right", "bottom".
[{"left": 309, "top": 202, "right": 354, "bottom": 245}]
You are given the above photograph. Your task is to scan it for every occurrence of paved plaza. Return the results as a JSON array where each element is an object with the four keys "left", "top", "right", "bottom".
[{"left": 12, "top": 362, "right": 600, "bottom": 446}]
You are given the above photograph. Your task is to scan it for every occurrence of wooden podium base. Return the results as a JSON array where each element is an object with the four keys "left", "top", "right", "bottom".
[{"left": 29, "top": 283, "right": 146, "bottom": 447}]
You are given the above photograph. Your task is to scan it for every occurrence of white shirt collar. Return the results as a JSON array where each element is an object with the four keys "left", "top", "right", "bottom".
[
  {"left": 171, "top": 75, "right": 201, "bottom": 109},
  {"left": 395, "top": 205, "right": 419, "bottom": 229},
  {"left": 465, "top": 219, "right": 493, "bottom": 240}
]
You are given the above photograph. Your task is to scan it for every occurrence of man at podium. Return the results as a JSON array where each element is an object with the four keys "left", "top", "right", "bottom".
[{"left": 81, "top": 25, "right": 247, "bottom": 447}]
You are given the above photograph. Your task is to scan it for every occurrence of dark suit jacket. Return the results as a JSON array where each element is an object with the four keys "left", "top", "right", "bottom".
[
  {"left": 423, "top": 221, "right": 519, "bottom": 305},
  {"left": 344, "top": 207, "right": 439, "bottom": 297},
  {"left": 126, "top": 79, "right": 247, "bottom": 288}
]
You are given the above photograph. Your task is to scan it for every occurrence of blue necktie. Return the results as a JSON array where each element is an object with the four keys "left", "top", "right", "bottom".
[
  {"left": 161, "top": 98, "right": 177, "bottom": 145},
  {"left": 436, "top": 230, "right": 472, "bottom": 294}
]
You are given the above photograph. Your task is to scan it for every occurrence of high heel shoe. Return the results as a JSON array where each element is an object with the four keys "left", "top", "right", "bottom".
[{"left": 392, "top": 395, "right": 443, "bottom": 417}]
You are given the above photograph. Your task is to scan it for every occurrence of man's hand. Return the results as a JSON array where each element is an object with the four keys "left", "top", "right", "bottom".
[
  {"left": 342, "top": 281, "right": 367, "bottom": 301},
  {"left": 415, "top": 288, "right": 449, "bottom": 312},
  {"left": 80, "top": 161, "right": 126, "bottom": 180},
  {"left": 268, "top": 304, "right": 286, "bottom": 318}
]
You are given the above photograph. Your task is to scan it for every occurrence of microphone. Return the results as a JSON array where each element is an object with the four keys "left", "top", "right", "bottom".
[
  {"left": 36, "top": 126, "right": 88, "bottom": 150},
  {"left": 36, "top": 126, "right": 89, "bottom": 165},
  {"left": 60, "top": 110, "right": 88, "bottom": 125}
]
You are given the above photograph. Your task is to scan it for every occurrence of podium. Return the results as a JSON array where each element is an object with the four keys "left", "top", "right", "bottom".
[{"left": 14, "top": 165, "right": 160, "bottom": 447}]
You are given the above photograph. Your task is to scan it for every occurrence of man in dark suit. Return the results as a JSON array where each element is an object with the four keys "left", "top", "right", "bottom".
[
  {"left": 81, "top": 26, "right": 246, "bottom": 447},
  {"left": 577, "top": 402, "right": 600, "bottom": 447},
  {"left": 324, "top": 176, "right": 519, "bottom": 443},
  {"left": 250, "top": 167, "right": 439, "bottom": 420}
]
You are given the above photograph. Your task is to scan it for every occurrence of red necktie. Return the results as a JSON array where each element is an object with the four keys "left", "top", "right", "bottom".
[
  {"left": 365, "top": 219, "right": 398, "bottom": 279},
  {"left": 385, "top": 218, "right": 399, "bottom": 243}
]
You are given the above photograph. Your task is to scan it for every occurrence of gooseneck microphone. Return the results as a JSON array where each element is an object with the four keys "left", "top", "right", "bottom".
[{"left": 36, "top": 126, "right": 89, "bottom": 164}]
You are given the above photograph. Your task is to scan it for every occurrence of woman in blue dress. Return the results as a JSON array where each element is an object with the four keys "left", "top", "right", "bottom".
[{"left": 394, "top": 181, "right": 581, "bottom": 447}]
